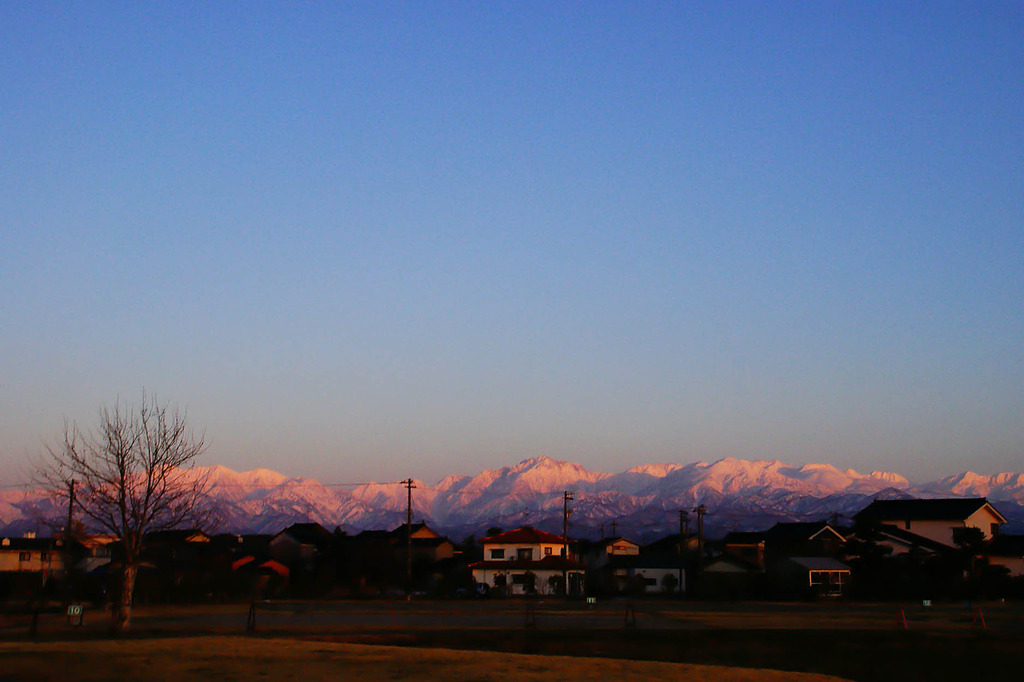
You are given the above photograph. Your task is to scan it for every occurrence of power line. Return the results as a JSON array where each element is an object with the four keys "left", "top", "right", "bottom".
[{"left": 1, "top": 480, "right": 409, "bottom": 491}]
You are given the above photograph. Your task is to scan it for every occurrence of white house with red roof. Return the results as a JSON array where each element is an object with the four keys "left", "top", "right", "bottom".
[{"left": 469, "top": 526, "right": 585, "bottom": 596}]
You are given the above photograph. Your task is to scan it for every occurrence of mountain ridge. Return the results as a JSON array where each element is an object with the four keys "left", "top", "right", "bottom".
[{"left": 3, "top": 456, "right": 1022, "bottom": 539}]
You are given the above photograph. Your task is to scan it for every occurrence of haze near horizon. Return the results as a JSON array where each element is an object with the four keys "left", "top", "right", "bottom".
[{"left": 2, "top": 4, "right": 1022, "bottom": 486}]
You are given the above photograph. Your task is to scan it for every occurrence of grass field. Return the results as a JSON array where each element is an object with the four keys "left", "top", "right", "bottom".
[
  {"left": 2, "top": 600, "right": 1020, "bottom": 680},
  {"left": 0, "top": 636, "right": 849, "bottom": 681}
]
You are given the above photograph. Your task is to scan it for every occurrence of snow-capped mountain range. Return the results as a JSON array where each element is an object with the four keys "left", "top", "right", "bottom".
[{"left": 3, "top": 456, "right": 1023, "bottom": 540}]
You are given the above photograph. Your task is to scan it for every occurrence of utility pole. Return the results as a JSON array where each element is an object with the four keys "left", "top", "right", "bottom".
[
  {"left": 402, "top": 478, "right": 416, "bottom": 600},
  {"left": 562, "top": 490, "right": 573, "bottom": 597},
  {"left": 64, "top": 480, "right": 75, "bottom": 604},
  {"left": 678, "top": 509, "right": 688, "bottom": 598},
  {"left": 693, "top": 504, "right": 706, "bottom": 560},
  {"left": 691, "top": 504, "right": 707, "bottom": 595},
  {"left": 610, "top": 520, "right": 618, "bottom": 537}
]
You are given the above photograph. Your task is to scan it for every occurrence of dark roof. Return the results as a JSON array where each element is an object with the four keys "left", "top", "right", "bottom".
[
  {"left": 355, "top": 529, "right": 391, "bottom": 541},
  {"left": 704, "top": 553, "right": 761, "bottom": 572},
  {"left": 388, "top": 522, "right": 434, "bottom": 537},
  {"left": 765, "top": 522, "right": 846, "bottom": 543},
  {"left": 145, "top": 529, "right": 209, "bottom": 543},
  {"left": 480, "top": 526, "right": 567, "bottom": 545},
  {"left": 873, "top": 524, "right": 951, "bottom": 554},
  {"left": 208, "top": 533, "right": 272, "bottom": 552},
  {"left": 987, "top": 534, "right": 1024, "bottom": 557},
  {"left": 0, "top": 537, "right": 64, "bottom": 551},
  {"left": 602, "top": 536, "right": 639, "bottom": 548},
  {"left": 855, "top": 498, "right": 1006, "bottom": 523},
  {"left": 644, "top": 533, "right": 690, "bottom": 554},
  {"left": 240, "top": 534, "right": 273, "bottom": 549},
  {"left": 723, "top": 531, "right": 767, "bottom": 545},
  {"left": 276, "top": 522, "right": 333, "bottom": 546},
  {"left": 411, "top": 537, "right": 453, "bottom": 548}
]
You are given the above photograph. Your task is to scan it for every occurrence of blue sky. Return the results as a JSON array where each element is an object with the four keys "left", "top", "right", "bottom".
[{"left": 2, "top": 3, "right": 1022, "bottom": 485}]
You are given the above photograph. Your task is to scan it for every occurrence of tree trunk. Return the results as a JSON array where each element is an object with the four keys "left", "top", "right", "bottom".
[{"left": 112, "top": 562, "right": 138, "bottom": 634}]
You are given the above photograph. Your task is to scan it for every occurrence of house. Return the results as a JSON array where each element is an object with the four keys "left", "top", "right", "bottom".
[
  {"left": 469, "top": 526, "right": 585, "bottom": 596},
  {"left": 854, "top": 498, "right": 1007, "bottom": 547},
  {"left": 770, "top": 557, "right": 852, "bottom": 598},
  {"left": 644, "top": 532, "right": 700, "bottom": 558},
  {"left": 580, "top": 536, "right": 683, "bottom": 595},
  {"left": 127, "top": 529, "right": 216, "bottom": 603},
  {"left": 390, "top": 522, "right": 440, "bottom": 541},
  {"left": 0, "top": 536, "right": 67, "bottom": 600},
  {"left": 218, "top": 534, "right": 280, "bottom": 599},
  {"left": 606, "top": 555, "right": 684, "bottom": 595},
  {"left": 74, "top": 535, "right": 115, "bottom": 574},
  {"left": 984, "top": 534, "right": 1024, "bottom": 577},
  {"left": 146, "top": 529, "right": 211, "bottom": 544},
  {"left": 721, "top": 531, "right": 766, "bottom": 568},
  {"left": 701, "top": 552, "right": 763, "bottom": 598},
  {"left": 763, "top": 522, "right": 846, "bottom": 563},
  {"left": 268, "top": 522, "right": 338, "bottom": 595},
  {"left": 342, "top": 523, "right": 459, "bottom": 595},
  {"left": 713, "top": 522, "right": 847, "bottom": 599},
  {"left": 387, "top": 523, "right": 455, "bottom": 564},
  {"left": 0, "top": 536, "right": 65, "bottom": 575},
  {"left": 270, "top": 523, "right": 334, "bottom": 567},
  {"left": 856, "top": 523, "right": 950, "bottom": 557},
  {"left": 722, "top": 522, "right": 845, "bottom": 569},
  {"left": 143, "top": 529, "right": 212, "bottom": 567},
  {"left": 579, "top": 536, "right": 641, "bottom": 570},
  {"left": 603, "top": 537, "right": 641, "bottom": 556}
]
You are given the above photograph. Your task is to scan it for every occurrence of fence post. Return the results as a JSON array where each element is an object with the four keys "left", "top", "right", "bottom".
[{"left": 624, "top": 602, "right": 637, "bottom": 629}]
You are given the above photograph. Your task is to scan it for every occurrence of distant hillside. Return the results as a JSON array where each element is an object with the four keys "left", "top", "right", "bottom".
[{"left": 4, "top": 456, "right": 1023, "bottom": 540}]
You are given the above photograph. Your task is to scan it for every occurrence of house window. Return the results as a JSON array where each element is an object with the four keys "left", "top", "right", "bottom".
[
  {"left": 904, "top": 520, "right": 911, "bottom": 530},
  {"left": 490, "top": 548, "right": 505, "bottom": 560},
  {"left": 19, "top": 552, "right": 30, "bottom": 562},
  {"left": 991, "top": 523, "right": 1000, "bottom": 536},
  {"left": 511, "top": 574, "right": 528, "bottom": 585},
  {"left": 517, "top": 548, "right": 533, "bottom": 561},
  {"left": 809, "top": 571, "right": 848, "bottom": 592},
  {"left": 40, "top": 552, "right": 49, "bottom": 562},
  {"left": 544, "top": 547, "right": 552, "bottom": 556}
]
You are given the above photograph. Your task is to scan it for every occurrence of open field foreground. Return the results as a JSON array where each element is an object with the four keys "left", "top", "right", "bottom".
[
  {"left": 2, "top": 600, "right": 1021, "bottom": 680},
  {"left": 0, "top": 636, "right": 848, "bottom": 682}
]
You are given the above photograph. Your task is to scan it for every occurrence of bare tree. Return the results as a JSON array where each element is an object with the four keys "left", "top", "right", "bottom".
[{"left": 38, "top": 393, "right": 210, "bottom": 633}]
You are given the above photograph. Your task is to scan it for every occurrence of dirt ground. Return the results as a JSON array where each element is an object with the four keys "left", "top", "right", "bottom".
[{"left": 0, "top": 636, "right": 850, "bottom": 681}]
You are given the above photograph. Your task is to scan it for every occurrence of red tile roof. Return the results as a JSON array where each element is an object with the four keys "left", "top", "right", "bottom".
[{"left": 480, "top": 526, "right": 567, "bottom": 545}]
